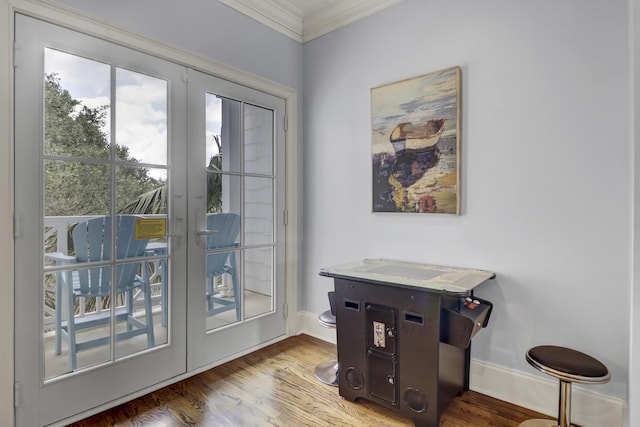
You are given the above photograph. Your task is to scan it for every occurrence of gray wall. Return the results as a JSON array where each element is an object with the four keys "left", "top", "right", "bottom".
[{"left": 303, "top": 0, "right": 630, "bottom": 401}]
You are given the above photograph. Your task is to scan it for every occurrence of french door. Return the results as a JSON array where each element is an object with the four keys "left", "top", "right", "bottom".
[
  {"left": 186, "top": 70, "right": 286, "bottom": 370},
  {"left": 14, "top": 14, "right": 287, "bottom": 426}
]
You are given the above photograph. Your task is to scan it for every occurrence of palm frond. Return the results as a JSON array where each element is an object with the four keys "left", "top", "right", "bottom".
[{"left": 120, "top": 186, "right": 167, "bottom": 214}]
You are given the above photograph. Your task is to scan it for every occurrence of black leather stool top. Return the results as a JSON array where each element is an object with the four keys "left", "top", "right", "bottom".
[{"left": 526, "top": 345, "right": 610, "bottom": 384}]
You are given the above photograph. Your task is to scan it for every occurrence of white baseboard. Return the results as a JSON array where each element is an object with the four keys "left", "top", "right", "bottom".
[
  {"left": 297, "top": 310, "right": 336, "bottom": 344},
  {"left": 296, "top": 311, "right": 627, "bottom": 426}
]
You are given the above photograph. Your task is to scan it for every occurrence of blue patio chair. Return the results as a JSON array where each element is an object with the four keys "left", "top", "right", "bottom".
[
  {"left": 206, "top": 213, "right": 241, "bottom": 320},
  {"left": 46, "top": 215, "right": 154, "bottom": 371}
]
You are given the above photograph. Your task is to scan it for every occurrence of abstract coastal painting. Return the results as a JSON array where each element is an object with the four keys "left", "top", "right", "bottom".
[{"left": 371, "top": 67, "right": 461, "bottom": 214}]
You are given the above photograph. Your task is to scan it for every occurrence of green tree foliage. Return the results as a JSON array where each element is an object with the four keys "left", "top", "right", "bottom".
[{"left": 44, "top": 73, "right": 161, "bottom": 216}]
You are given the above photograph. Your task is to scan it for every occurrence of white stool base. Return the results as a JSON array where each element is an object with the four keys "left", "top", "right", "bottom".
[
  {"left": 314, "top": 359, "right": 338, "bottom": 386},
  {"left": 519, "top": 419, "right": 557, "bottom": 427}
]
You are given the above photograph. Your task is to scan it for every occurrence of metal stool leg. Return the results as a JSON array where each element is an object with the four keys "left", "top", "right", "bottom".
[
  {"left": 314, "top": 359, "right": 338, "bottom": 386},
  {"left": 559, "top": 380, "right": 571, "bottom": 427},
  {"left": 518, "top": 379, "right": 573, "bottom": 427},
  {"left": 314, "top": 301, "right": 338, "bottom": 387}
]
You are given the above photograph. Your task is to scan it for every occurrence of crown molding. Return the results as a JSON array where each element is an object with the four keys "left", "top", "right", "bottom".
[
  {"left": 219, "top": 0, "right": 402, "bottom": 43},
  {"left": 302, "top": 0, "right": 401, "bottom": 43},
  {"left": 219, "top": 0, "right": 304, "bottom": 42}
]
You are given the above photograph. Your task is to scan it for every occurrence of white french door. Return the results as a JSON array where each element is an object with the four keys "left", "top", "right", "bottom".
[
  {"left": 14, "top": 14, "right": 287, "bottom": 426},
  {"left": 186, "top": 70, "right": 286, "bottom": 370}
]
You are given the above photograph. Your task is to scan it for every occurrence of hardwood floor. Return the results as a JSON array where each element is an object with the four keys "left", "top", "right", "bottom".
[{"left": 69, "top": 335, "right": 549, "bottom": 426}]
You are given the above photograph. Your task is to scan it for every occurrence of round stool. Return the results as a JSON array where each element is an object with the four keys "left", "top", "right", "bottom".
[
  {"left": 314, "top": 300, "right": 338, "bottom": 386},
  {"left": 519, "top": 345, "right": 610, "bottom": 427}
]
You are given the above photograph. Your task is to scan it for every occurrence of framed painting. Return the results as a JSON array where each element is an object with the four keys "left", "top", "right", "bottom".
[{"left": 371, "top": 66, "right": 461, "bottom": 214}]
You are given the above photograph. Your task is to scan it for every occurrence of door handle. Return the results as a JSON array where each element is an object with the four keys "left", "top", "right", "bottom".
[
  {"left": 196, "top": 229, "right": 218, "bottom": 236},
  {"left": 196, "top": 209, "right": 218, "bottom": 237},
  {"left": 165, "top": 216, "right": 184, "bottom": 239}
]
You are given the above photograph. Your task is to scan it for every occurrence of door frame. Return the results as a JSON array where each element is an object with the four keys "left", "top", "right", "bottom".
[{"left": 2, "top": 1, "right": 298, "bottom": 424}]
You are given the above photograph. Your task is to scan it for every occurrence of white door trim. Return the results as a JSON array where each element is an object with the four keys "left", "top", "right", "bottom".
[{"left": 0, "top": 1, "right": 15, "bottom": 426}]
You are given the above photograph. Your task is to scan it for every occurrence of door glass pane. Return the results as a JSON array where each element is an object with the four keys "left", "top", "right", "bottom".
[
  {"left": 206, "top": 94, "right": 223, "bottom": 168},
  {"left": 205, "top": 249, "right": 241, "bottom": 331},
  {"left": 45, "top": 160, "right": 111, "bottom": 216},
  {"left": 244, "top": 247, "right": 273, "bottom": 319},
  {"left": 113, "top": 259, "right": 164, "bottom": 360},
  {"left": 116, "top": 68, "right": 168, "bottom": 165},
  {"left": 244, "top": 176, "right": 274, "bottom": 246},
  {"left": 43, "top": 49, "right": 168, "bottom": 380},
  {"left": 244, "top": 104, "right": 273, "bottom": 175},
  {"left": 43, "top": 264, "right": 113, "bottom": 379},
  {"left": 116, "top": 166, "right": 167, "bottom": 213},
  {"left": 214, "top": 95, "right": 242, "bottom": 173},
  {"left": 44, "top": 49, "right": 110, "bottom": 159}
]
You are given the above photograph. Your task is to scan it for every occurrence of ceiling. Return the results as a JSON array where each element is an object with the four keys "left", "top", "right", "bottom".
[{"left": 219, "top": 0, "right": 402, "bottom": 43}]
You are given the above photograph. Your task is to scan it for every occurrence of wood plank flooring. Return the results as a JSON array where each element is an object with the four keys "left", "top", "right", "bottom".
[{"left": 69, "top": 335, "right": 549, "bottom": 426}]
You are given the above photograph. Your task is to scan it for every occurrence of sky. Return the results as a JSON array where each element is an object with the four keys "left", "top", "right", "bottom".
[{"left": 44, "top": 48, "right": 222, "bottom": 177}]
